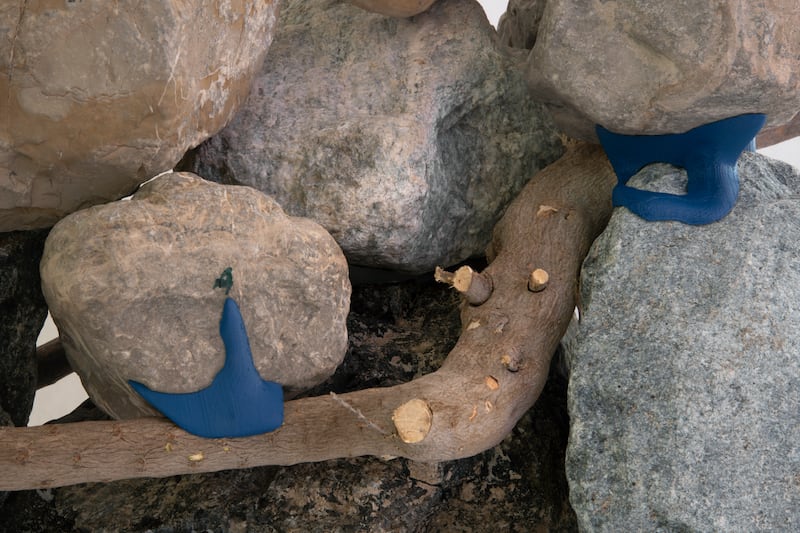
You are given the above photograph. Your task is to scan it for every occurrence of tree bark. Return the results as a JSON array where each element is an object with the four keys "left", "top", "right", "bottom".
[{"left": 0, "top": 143, "right": 616, "bottom": 491}]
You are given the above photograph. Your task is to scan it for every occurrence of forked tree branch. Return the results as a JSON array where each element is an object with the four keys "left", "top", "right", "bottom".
[{"left": 0, "top": 143, "right": 616, "bottom": 491}]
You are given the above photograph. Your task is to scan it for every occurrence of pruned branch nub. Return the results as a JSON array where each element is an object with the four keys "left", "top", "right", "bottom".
[
  {"left": 528, "top": 269, "right": 549, "bottom": 292},
  {"left": 435, "top": 265, "right": 493, "bottom": 305},
  {"left": 392, "top": 398, "right": 432, "bottom": 443}
]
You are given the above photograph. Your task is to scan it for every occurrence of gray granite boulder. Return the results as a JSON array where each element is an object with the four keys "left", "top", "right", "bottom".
[
  {"left": 0, "top": 229, "right": 49, "bottom": 427},
  {"left": 1, "top": 0, "right": 279, "bottom": 231},
  {"left": 564, "top": 153, "right": 800, "bottom": 530},
  {"left": 184, "top": 0, "right": 563, "bottom": 273},
  {"left": 524, "top": 0, "right": 800, "bottom": 140},
  {"left": 40, "top": 172, "right": 351, "bottom": 420}
]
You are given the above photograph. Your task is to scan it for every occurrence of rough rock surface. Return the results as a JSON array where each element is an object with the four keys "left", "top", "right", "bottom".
[
  {"left": 40, "top": 173, "right": 351, "bottom": 420},
  {"left": 1, "top": 0, "right": 279, "bottom": 231},
  {"left": 183, "top": 0, "right": 563, "bottom": 273},
  {"left": 349, "top": 0, "right": 438, "bottom": 18},
  {"left": 564, "top": 153, "right": 800, "bottom": 530},
  {"left": 0, "top": 229, "right": 49, "bottom": 428},
  {"left": 524, "top": 0, "right": 800, "bottom": 140},
  {"left": 1, "top": 274, "right": 578, "bottom": 532},
  {"left": 497, "top": 0, "right": 545, "bottom": 49}
]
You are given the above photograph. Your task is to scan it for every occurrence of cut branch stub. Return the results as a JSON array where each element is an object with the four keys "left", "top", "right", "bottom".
[
  {"left": 36, "top": 338, "right": 72, "bottom": 389},
  {"left": 434, "top": 265, "right": 493, "bottom": 305},
  {"left": 392, "top": 398, "right": 433, "bottom": 443},
  {"left": 528, "top": 269, "right": 550, "bottom": 292},
  {"left": 500, "top": 348, "right": 522, "bottom": 372}
]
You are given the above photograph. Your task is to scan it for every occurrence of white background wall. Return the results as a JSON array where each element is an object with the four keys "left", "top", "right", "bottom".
[{"left": 29, "top": 0, "right": 799, "bottom": 426}]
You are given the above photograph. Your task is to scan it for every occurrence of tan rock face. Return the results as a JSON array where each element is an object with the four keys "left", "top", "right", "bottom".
[
  {"left": 348, "top": 0, "right": 437, "bottom": 17},
  {"left": 524, "top": 0, "right": 800, "bottom": 139},
  {"left": 40, "top": 172, "right": 351, "bottom": 420},
  {"left": 1, "top": 1, "right": 279, "bottom": 231}
]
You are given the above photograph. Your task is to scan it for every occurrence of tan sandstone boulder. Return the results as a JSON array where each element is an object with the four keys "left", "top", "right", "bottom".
[
  {"left": 521, "top": 0, "right": 800, "bottom": 139},
  {"left": 40, "top": 173, "right": 351, "bottom": 420},
  {"left": 1, "top": 1, "right": 279, "bottom": 231}
]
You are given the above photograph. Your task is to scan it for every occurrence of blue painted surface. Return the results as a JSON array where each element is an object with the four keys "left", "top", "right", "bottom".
[
  {"left": 597, "top": 114, "right": 766, "bottom": 225},
  {"left": 130, "top": 297, "right": 284, "bottom": 438}
]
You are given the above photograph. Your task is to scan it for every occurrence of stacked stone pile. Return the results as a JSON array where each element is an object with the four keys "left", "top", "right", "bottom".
[{"left": 2, "top": 0, "right": 800, "bottom": 529}]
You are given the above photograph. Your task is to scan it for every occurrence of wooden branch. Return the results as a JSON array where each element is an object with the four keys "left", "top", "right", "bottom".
[
  {"left": 36, "top": 338, "right": 72, "bottom": 389},
  {"left": 435, "top": 265, "right": 493, "bottom": 305},
  {"left": 0, "top": 143, "right": 616, "bottom": 491},
  {"left": 528, "top": 268, "right": 550, "bottom": 292}
]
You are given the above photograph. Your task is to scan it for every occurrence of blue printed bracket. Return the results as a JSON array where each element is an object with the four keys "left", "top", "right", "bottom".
[
  {"left": 130, "top": 297, "right": 284, "bottom": 438},
  {"left": 597, "top": 114, "right": 766, "bottom": 225}
]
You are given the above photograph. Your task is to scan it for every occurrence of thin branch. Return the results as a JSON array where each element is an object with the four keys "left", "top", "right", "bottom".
[{"left": 329, "top": 392, "right": 391, "bottom": 436}]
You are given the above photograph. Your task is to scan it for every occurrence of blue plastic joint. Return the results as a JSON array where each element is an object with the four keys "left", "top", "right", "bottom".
[
  {"left": 597, "top": 114, "right": 766, "bottom": 225},
  {"left": 130, "top": 297, "right": 284, "bottom": 438}
]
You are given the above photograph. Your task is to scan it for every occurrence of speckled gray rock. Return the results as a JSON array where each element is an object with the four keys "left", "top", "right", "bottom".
[
  {"left": 0, "top": 229, "right": 49, "bottom": 427},
  {"left": 564, "top": 152, "right": 800, "bottom": 531},
  {"left": 525, "top": 0, "right": 800, "bottom": 140},
  {"left": 184, "top": 0, "right": 563, "bottom": 273},
  {"left": 40, "top": 172, "right": 350, "bottom": 420},
  {"left": 1, "top": 0, "right": 279, "bottom": 231}
]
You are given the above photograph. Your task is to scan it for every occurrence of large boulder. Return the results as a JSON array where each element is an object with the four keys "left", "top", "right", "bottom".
[
  {"left": 564, "top": 153, "right": 800, "bottom": 530},
  {"left": 1, "top": 0, "right": 280, "bottom": 231},
  {"left": 183, "top": 0, "right": 563, "bottom": 273},
  {"left": 40, "top": 173, "right": 351, "bottom": 420},
  {"left": 521, "top": 0, "right": 800, "bottom": 139}
]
